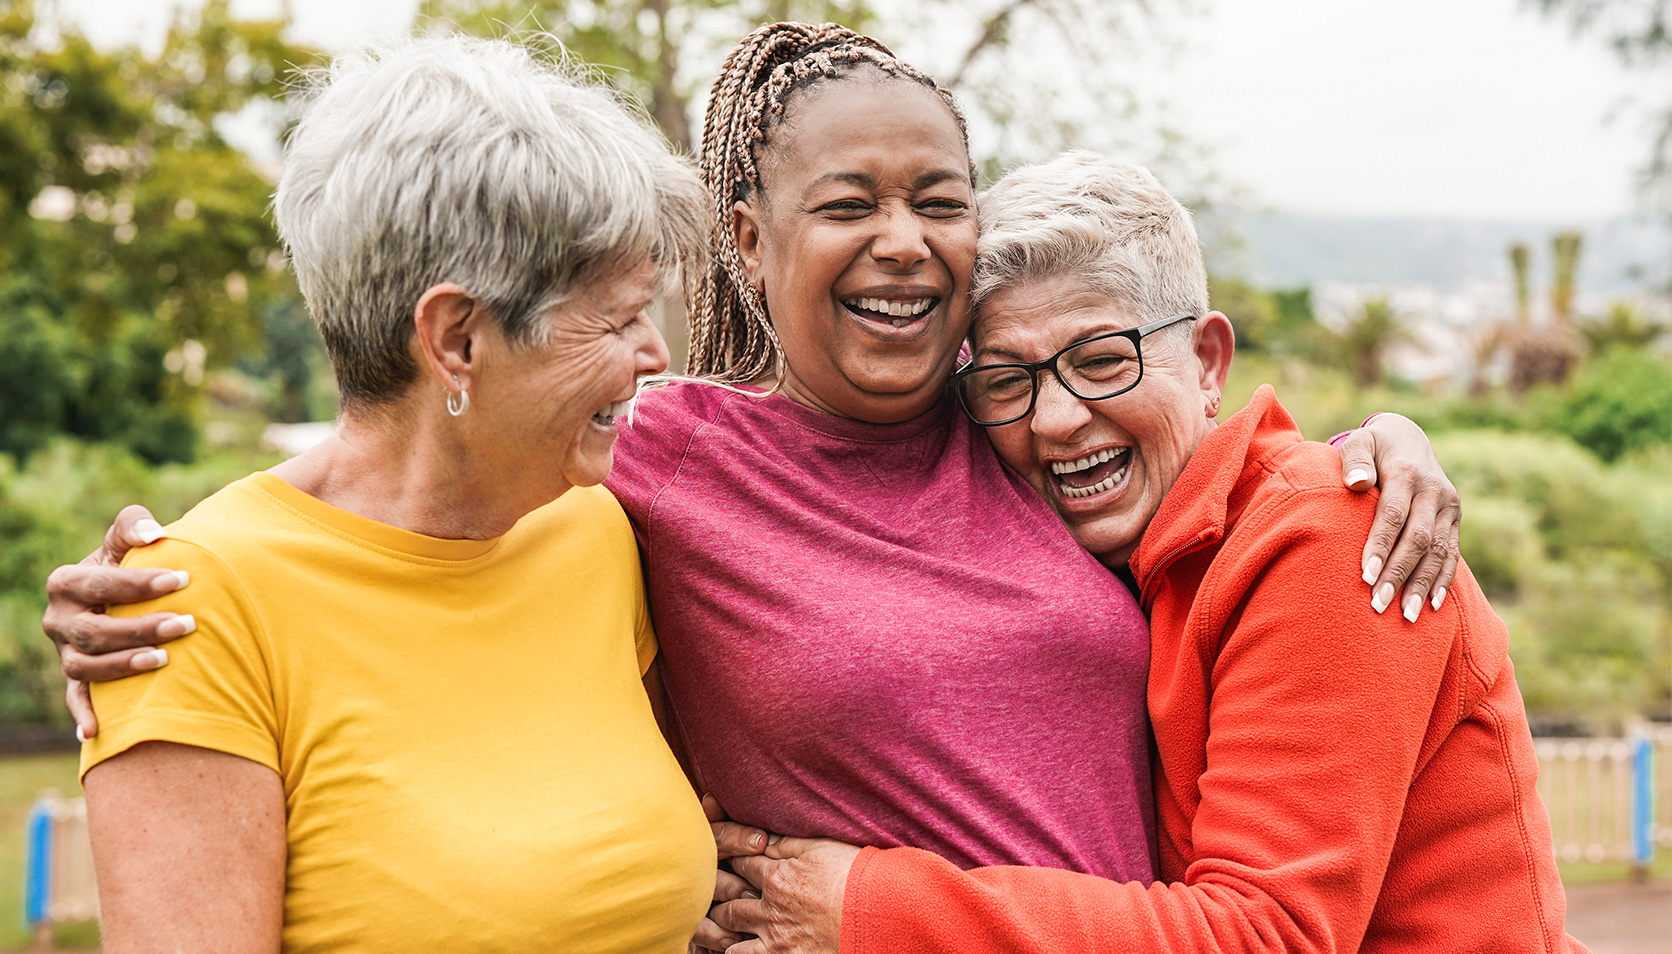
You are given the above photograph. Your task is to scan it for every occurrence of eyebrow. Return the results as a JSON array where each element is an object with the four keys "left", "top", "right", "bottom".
[
  {"left": 974, "top": 324, "right": 1134, "bottom": 363},
  {"left": 806, "top": 168, "right": 969, "bottom": 193},
  {"left": 973, "top": 345, "right": 1032, "bottom": 363}
]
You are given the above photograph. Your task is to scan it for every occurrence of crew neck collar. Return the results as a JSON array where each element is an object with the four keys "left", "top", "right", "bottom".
[
  {"left": 744, "top": 386, "right": 957, "bottom": 443},
  {"left": 248, "top": 471, "right": 504, "bottom": 563}
]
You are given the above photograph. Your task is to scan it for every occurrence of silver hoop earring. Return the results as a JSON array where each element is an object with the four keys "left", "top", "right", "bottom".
[{"left": 447, "top": 388, "right": 470, "bottom": 417}]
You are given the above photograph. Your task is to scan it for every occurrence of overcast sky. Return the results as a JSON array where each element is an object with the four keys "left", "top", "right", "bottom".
[{"left": 62, "top": 0, "right": 1651, "bottom": 221}]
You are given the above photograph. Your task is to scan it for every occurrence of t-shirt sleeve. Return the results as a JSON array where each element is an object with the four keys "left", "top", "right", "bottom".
[
  {"left": 606, "top": 384, "right": 718, "bottom": 536},
  {"left": 80, "top": 537, "right": 280, "bottom": 780}
]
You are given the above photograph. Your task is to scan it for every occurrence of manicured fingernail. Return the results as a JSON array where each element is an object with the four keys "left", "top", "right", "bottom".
[
  {"left": 1361, "top": 556, "right": 1382, "bottom": 586},
  {"left": 1371, "top": 583, "right": 1394, "bottom": 613},
  {"left": 1431, "top": 586, "right": 1447, "bottom": 611},
  {"left": 152, "top": 570, "right": 190, "bottom": 594},
  {"left": 1345, "top": 468, "right": 1372, "bottom": 488},
  {"left": 134, "top": 519, "right": 167, "bottom": 544},
  {"left": 749, "top": 833, "right": 763, "bottom": 849},
  {"left": 157, "top": 614, "right": 196, "bottom": 638},
  {"left": 132, "top": 648, "right": 169, "bottom": 671},
  {"left": 766, "top": 833, "right": 782, "bottom": 845},
  {"left": 75, "top": 726, "right": 87, "bottom": 744},
  {"left": 1402, "top": 594, "right": 1422, "bottom": 623},
  {"left": 742, "top": 890, "right": 761, "bottom": 900}
]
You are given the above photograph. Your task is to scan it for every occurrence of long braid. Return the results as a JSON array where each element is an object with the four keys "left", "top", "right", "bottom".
[{"left": 688, "top": 22, "right": 973, "bottom": 382}]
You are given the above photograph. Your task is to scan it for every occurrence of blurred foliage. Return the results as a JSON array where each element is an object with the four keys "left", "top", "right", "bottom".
[
  {"left": 418, "top": 0, "right": 1181, "bottom": 185},
  {"left": 1557, "top": 348, "right": 1672, "bottom": 462},
  {"left": 1219, "top": 272, "right": 1672, "bottom": 732},
  {"left": 0, "top": 0, "right": 319, "bottom": 463},
  {"left": 0, "top": 0, "right": 1663, "bottom": 737},
  {"left": 418, "top": 0, "right": 876, "bottom": 151},
  {"left": 0, "top": 440, "right": 279, "bottom": 726},
  {"left": 1433, "top": 431, "right": 1671, "bottom": 731}
]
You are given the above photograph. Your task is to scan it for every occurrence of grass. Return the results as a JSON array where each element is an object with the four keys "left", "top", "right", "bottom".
[{"left": 0, "top": 753, "right": 98, "bottom": 950}]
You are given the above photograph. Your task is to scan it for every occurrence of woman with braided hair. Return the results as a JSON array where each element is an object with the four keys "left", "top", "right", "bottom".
[
  {"left": 44, "top": 22, "right": 1468, "bottom": 952},
  {"left": 612, "top": 21, "right": 1468, "bottom": 951}
]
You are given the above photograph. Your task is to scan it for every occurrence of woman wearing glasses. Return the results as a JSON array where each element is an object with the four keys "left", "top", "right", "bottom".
[
  {"left": 711, "top": 152, "right": 1578, "bottom": 954},
  {"left": 43, "top": 25, "right": 1473, "bottom": 952}
]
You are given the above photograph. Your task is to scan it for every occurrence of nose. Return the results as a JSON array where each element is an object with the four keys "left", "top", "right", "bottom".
[
  {"left": 1030, "top": 372, "right": 1092, "bottom": 442},
  {"left": 869, "top": 203, "right": 930, "bottom": 270},
  {"left": 636, "top": 311, "right": 671, "bottom": 376}
]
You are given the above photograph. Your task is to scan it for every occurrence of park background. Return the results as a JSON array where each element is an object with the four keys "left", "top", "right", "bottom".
[{"left": 0, "top": 0, "right": 1668, "bottom": 948}]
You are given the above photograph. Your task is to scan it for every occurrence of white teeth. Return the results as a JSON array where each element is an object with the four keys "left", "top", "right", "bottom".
[
  {"left": 1049, "top": 447, "right": 1126, "bottom": 475},
  {"left": 1060, "top": 464, "right": 1128, "bottom": 499},
  {"left": 842, "top": 297, "right": 933, "bottom": 317},
  {"left": 591, "top": 399, "right": 630, "bottom": 424}
]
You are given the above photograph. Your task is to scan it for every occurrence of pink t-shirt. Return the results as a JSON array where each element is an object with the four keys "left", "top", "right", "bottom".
[{"left": 607, "top": 383, "right": 1157, "bottom": 882}]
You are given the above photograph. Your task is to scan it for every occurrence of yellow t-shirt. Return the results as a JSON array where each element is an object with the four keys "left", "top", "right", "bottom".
[{"left": 82, "top": 472, "right": 714, "bottom": 953}]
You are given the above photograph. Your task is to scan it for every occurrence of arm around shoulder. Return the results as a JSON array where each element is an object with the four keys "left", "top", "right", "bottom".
[{"left": 837, "top": 488, "right": 1461, "bottom": 954}]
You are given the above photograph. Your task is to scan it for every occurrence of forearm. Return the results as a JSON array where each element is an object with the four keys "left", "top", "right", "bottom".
[
  {"left": 844, "top": 848, "right": 1334, "bottom": 954},
  {"left": 842, "top": 513, "right": 1443, "bottom": 954},
  {"left": 85, "top": 741, "right": 286, "bottom": 954}
]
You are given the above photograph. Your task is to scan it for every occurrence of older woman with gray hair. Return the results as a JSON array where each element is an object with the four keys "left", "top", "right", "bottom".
[
  {"left": 713, "top": 152, "right": 1578, "bottom": 953},
  {"left": 76, "top": 36, "right": 716, "bottom": 953}
]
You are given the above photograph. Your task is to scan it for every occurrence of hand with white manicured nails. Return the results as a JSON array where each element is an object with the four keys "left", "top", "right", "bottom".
[
  {"left": 43, "top": 505, "right": 198, "bottom": 740},
  {"left": 1333, "top": 413, "right": 1462, "bottom": 622}
]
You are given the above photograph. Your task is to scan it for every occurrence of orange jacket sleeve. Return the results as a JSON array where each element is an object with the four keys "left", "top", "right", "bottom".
[{"left": 840, "top": 490, "right": 1452, "bottom": 954}]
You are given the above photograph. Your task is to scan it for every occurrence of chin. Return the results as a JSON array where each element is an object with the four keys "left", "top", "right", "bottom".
[
  {"left": 849, "top": 351, "right": 956, "bottom": 396},
  {"left": 1068, "top": 518, "right": 1143, "bottom": 566},
  {"left": 565, "top": 450, "right": 616, "bottom": 489}
]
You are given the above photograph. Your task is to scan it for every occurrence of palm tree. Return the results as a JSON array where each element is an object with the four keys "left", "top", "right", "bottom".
[{"left": 1338, "top": 297, "right": 1408, "bottom": 388}]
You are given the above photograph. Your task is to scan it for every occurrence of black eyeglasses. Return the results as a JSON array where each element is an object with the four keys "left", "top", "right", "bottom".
[{"left": 951, "top": 313, "right": 1198, "bottom": 426}]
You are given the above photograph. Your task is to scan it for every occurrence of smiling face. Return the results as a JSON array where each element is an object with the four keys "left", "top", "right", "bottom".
[
  {"left": 475, "top": 258, "right": 668, "bottom": 495},
  {"left": 975, "top": 274, "right": 1227, "bottom": 567},
  {"left": 734, "top": 72, "right": 977, "bottom": 423}
]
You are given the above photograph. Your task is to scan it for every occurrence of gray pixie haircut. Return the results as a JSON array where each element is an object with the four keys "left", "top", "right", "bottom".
[
  {"left": 973, "top": 151, "right": 1208, "bottom": 335},
  {"left": 274, "top": 34, "right": 709, "bottom": 407}
]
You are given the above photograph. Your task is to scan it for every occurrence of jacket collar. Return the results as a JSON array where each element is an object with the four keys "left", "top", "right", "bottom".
[{"left": 1130, "top": 385, "right": 1302, "bottom": 610}]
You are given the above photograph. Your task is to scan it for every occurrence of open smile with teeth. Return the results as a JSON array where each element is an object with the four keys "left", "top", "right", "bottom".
[
  {"left": 1049, "top": 446, "right": 1131, "bottom": 499},
  {"left": 591, "top": 399, "right": 631, "bottom": 426},
  {"left": 841, "top": 296, "right": 937, "bottom": 327}
]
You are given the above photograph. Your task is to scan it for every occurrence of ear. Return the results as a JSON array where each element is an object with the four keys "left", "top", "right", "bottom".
[
  {"left": 1192, "top": 311, "right": 1235, "bottom": 415},
  {"left": 732, "top": 200, "right": 766, "bottom": 287},
  {"left": 412, "top": 282, "right": 485, "bottom": 396}
]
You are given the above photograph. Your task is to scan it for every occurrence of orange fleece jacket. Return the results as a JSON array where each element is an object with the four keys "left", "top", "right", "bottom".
[{"left": 840, "top": 386, "right": 1583, "bottom": 954}]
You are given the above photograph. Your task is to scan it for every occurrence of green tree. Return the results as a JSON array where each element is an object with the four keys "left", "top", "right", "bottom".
[
  {"left": 1335, "top": 297, "right": 1407, "bottom": 388},
  {"left": 1577, "top": 300, "right": 1669, "bottom": 353},
  {"left": 418, "top": 0, "right": 877, "bottom": 152},
  {"left": 0, "top": 0, "right": 318, "bottom": 462},
  {"left": 1206, "top": 275, "right": 1277, "bottom": 353},
  {"left": 1555, "top": 348, "right": 1672, "bottom": 462}
]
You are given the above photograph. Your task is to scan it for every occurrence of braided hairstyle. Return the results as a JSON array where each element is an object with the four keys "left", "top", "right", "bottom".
[{"left": 689, "top": 22, "right": 974, "bottom": 382}]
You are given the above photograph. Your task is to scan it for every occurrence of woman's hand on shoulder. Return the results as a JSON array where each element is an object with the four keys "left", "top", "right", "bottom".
[
  {"left": 1336, "top": 413, "right": 1462, "bottom": 620},
  {"left": 42, "top": 505, "right": 197, "bottom": 739}
]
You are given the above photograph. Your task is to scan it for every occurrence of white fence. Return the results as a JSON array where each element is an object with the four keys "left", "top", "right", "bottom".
[
  {"left": 1534, "top": 727, "right": 1671, "bottom": 867},
  {"left": 23, "top": 791, "right": 98, "bottom": 941}
]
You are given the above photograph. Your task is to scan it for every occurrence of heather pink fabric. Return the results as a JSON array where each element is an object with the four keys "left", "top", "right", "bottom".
[{"left": 606, "top": 382, "right": 1157, "bottom": 882}]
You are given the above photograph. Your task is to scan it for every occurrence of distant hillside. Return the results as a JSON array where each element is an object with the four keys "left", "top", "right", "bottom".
[{"left": 1203, "top": 213, "right": 1670, "bottom": 294}]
